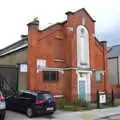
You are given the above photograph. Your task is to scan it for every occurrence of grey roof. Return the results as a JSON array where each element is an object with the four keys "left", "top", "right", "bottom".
[
  {"left": 108, "top": 44, "right": 120, "bottom": 58},
  {"left": 0, "top": 37, "right": 28, "bottom": 57}
]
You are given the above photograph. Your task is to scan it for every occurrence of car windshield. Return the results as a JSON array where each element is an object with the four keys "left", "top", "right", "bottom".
[{"left": 37, "top": 93, "right": 53, "bottom": 100}]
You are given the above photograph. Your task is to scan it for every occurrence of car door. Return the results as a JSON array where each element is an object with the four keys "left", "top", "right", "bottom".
[
  {"left": 19, "top": 93, "right": 34, "bottom": 112},
  {"left": 10, "top": 92, "right": 31, "bottom": 112},
  {"left": 7, "top": 92, "right": 23, "bottom": 111}
]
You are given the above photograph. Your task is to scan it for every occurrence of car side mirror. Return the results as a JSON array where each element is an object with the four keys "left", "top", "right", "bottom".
[{"left": 5, "top": 94, "right": 14, "bottom": 99}]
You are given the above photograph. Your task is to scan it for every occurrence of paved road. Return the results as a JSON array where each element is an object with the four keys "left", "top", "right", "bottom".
[
  {"left": 4, "top": 106, "right": 120, "bottom": 120},
  {"left": 5, "top": 110, "right": 65, "bottom": 120}
]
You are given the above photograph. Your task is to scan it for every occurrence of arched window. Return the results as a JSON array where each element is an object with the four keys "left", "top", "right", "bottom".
[{"left": 77, "top": 25, "right": 89, "bottom": 67}]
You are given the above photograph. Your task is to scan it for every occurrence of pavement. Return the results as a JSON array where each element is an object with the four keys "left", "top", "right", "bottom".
[
  {"left": 55, "top": 106, "right": 120, "bottom": 120},
  {"left": 98, "top": 115, "right": 120, "bottom": 120},
  {"left": 5, "top": 106, "right": 120, "bottom": 120}
]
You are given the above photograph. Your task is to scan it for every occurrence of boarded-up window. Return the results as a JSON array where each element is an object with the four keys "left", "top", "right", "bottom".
[{"left": 54, "top": 39, "right": 64, "bottom": 59}]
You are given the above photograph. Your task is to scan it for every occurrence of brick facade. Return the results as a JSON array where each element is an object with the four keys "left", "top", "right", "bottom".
[{"left": 27, "top": 8, "right": 110, "bottom": 101}]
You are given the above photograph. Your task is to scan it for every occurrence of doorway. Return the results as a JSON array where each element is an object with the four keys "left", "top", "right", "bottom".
[{"left": 77, "top": 72, "right": 91, "bottom": 101}]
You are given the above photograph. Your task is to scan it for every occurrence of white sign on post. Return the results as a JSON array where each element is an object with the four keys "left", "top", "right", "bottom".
[
  {"left": 20, "top": 64, "right": 27, "bottom": 72},
  {"left": 37, "top": 59, "right": 46, "bottom": 72},
  {"left": 100, "top": 94, "right": 106, "bottom": 104}
]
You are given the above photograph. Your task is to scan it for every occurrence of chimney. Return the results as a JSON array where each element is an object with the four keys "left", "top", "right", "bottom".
[
  {"left": 27, "top": 17, "right": 39, "bottom": 30},
  {"left": 65, "top": 10, "right": 75, "bottom": 27},
  {"left": 21, "top": 35, "right": 28, "bottom": 40},
  {"left": 101, "top": 41, "right": 107, "bottom": 45},
  {"left": 65, "top": 11, "right": 73, "bottom": 16}
]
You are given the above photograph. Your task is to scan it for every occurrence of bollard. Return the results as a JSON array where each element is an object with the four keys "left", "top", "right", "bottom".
[
  {"left": 111, "top": 89, "right": 114, "bottom": 106},
  {"left": 96, "top": 90, "right": 100, "bottom": 108}
]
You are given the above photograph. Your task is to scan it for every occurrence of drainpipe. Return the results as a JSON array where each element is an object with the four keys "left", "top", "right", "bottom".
[
  {"left": 117, "top": 57, "right": 119, "bottom": 85},
  {"left": 101, "top": 41, "right": 107, "bottom": 92},
  {"left": 16, "top": 64, "right": 19, "bottom": 92}
]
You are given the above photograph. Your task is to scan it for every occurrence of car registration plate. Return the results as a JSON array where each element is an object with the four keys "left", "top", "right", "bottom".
[{"left": 46, "top": 107, "right": 53, "bottom": 111}]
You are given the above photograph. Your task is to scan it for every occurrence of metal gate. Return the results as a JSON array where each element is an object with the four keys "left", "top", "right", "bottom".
[{"left": 0, "top": 65, "right": 19, "bottom": 96}]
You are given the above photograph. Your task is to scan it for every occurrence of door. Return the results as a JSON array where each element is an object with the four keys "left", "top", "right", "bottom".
[
  {"left": 77, "top": 72, "right": 91, "bottom": 101},
  {"left": 78, "top": 80, "right": 86, "bottom": 101}
]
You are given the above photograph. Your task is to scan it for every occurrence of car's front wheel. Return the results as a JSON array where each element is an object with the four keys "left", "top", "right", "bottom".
[{"left": 26, "top": 107, "right": 34, "bottom": 118}]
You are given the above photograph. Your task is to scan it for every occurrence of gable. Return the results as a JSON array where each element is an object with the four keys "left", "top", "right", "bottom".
[{"left": 66, "top": 8, "right": 96, "bottom": 23}]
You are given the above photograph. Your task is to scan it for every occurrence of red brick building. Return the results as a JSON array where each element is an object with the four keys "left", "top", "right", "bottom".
[{"left": 27, "top": 8, "right": 110, "bottom": 101}]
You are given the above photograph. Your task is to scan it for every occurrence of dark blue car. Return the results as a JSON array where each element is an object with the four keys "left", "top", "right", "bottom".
[{"left": 6, "top": 90, "right": 56, "bottom": 117}]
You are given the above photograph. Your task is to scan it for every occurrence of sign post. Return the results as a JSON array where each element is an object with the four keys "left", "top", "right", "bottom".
[
  {"left": 99, "top": 93, "right": 106, "bottom": 104},
  {"left": 97, "top": 91, "right": 106, "bottom": 109}
]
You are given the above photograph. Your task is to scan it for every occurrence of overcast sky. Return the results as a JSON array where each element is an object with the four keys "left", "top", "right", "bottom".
[{"left": 0, "top": 0, "right": 119, "bottom": 49}]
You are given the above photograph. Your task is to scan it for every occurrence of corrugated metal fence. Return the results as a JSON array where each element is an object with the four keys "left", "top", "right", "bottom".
[{"left": 0, "top": 65, "right": 18, "bottom": 96}]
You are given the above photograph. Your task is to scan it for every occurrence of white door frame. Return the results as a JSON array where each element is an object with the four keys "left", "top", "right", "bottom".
[{"left": 77, "top": 70, "right": 91, "bottom": 101}]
